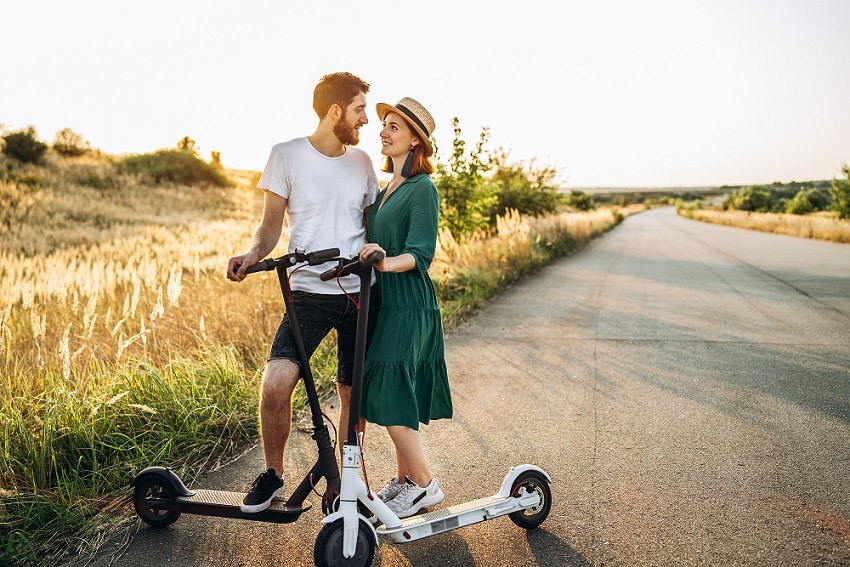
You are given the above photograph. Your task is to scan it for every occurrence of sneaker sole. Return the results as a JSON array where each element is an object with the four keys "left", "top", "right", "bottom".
[{"left": 239, "top": 486, "right": 285, "bottom": 513}]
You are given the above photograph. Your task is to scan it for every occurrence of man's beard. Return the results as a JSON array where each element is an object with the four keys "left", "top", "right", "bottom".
[{"left": 333, "top": 118, "right": 360, "bottom": 146}]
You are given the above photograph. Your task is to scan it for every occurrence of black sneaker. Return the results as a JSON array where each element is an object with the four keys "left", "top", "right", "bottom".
[{"left": 240, "top": 469, "right": 284, "bottom": 513}]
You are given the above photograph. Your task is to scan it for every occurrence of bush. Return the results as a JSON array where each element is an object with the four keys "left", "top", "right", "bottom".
[
  {"left": 52, "top": 128, "right": 91, "bottom": 157},
  {"left": 488, "top": 150, "right": 563, "bottom": 219},
  {"left": 785, "top": 188, "right": 828, "bottom": 215},
  {"left": 832, "top": 164, "right": 850, "bottom": 220},
  {"left": 723, "top": 186, "right": 773, "bottom": 212},
  {"left": 120, "top": 149, "right": 231, "bottom": 187},
  {"left": 2, "top": 126, "right": 48, "bottom": 164},
  {"left": 566, "top": 189, "right": 595, "bottom": 211}
]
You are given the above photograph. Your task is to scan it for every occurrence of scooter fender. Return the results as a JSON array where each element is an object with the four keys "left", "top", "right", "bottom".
[
  {"left": 496, "top": 464, "right": 552, "bottom": 498},
  {"left": 322, "top": 509, "right": 379, "bottom": 548},
  {"left": 130, "top": 466, "right": 194, "bottom": 497}
]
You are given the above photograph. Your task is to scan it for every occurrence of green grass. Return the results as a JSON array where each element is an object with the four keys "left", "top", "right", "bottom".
[{"left": 1, "top": 348, "right": 260, "bottom": 565}]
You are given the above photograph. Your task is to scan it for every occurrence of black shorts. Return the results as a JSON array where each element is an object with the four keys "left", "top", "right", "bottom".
[{"left": 268, "top": 286, "right": 380, "bottom": 386}]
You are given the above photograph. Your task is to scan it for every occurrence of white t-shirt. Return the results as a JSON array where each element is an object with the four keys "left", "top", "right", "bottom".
[{"left": 257, "top": 137, "right": 379, "bottom": 294}]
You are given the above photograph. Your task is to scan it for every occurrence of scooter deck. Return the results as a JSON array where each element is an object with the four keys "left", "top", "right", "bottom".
[
  {"left": 376, "top": 494, "right": 524, "bottom": 543},
  {"left": 169, "top": 489, "right": 311, "bottom": 524}
]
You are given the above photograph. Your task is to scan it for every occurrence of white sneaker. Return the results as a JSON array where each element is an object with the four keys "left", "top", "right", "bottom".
[
  {"left": 374, "top": 476, "right": 403, "bottom": 502},
  {"left": 365, "top": 476, "right": 403, "bottom": 524},
  {"left": 386, "top": 477, "right": 444, "bottom": 519},
  {"left": 375, "top": 476, "right": 404, "bottom": 502}
]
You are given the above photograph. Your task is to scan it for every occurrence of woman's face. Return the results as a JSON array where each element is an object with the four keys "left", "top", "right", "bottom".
[{"left": 379, "top": 111, "right": 418, "bottom": 159}]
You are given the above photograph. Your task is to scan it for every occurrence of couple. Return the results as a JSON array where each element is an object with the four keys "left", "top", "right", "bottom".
[{"left": 226, "top": 72, "right": 453, "bottom": 520}]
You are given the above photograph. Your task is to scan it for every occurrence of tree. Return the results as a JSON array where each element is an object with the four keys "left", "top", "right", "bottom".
[
  {"left": 433, "top": 118, "right": 496, "bottom": 239},
  {"left": 566, "top": 190, "right": 595, "bottom": 211},
  {"left": 785, "top": 188, "right": 829, "bottom": 215},
  {"left": 176, "top": 136, "right": 198, "bottom": 155},
  {"left": 489, "top": 149, "right": 563, "bottom": 219},
  {"left": 52, "top": 128, "right": 91, "bottom": 157},
  {"left": 831, "top": 163, "right": 850, "bottom": 220},
  {"left": 723, "top": 186, "right": 773, "bottom": 212},
  {"left": 2, "top": 126, "right": 48, "bottom": 164}
]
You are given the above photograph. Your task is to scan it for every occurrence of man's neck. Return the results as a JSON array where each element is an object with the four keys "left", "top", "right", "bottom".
[{"left": 308, "top": 128, "right": 346, "bottom": 158}]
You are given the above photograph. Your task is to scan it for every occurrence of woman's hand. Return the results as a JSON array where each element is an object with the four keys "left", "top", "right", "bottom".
[{"left": 359, "top": 243, "right": 388, "bottom": 271}]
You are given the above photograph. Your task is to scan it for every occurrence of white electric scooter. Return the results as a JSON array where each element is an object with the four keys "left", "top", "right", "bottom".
[{"left": 313, "top": 254, "right": 552, "bottom": 566}]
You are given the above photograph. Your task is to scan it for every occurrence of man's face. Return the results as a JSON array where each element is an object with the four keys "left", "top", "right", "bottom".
[{"left": 333, "top": 92, "right": 369, "bottom": 146}]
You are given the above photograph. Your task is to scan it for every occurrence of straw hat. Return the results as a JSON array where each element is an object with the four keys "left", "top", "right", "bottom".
[{"left": 375, "top": 97, "right": 435, "bottom": 156}]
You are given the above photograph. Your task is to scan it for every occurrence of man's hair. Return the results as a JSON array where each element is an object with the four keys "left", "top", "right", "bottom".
[{"left": 313, "top": 72, "right": 370, "bottom": 118}]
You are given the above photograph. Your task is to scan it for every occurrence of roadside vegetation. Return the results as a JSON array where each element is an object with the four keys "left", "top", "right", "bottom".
[
  {"left": 1, "top": 123, "right": 635, "bottom": 566},
  {"left": 675, "top": 171, "right": 850, "bottom": 244}
]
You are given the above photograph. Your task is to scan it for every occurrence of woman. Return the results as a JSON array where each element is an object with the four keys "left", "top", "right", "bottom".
[{"left": 359, "top": 97, "right": 453, "bottom": 518}]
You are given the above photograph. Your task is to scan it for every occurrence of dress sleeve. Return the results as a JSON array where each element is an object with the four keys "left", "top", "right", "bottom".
[{"left": 402, "top": 176, "right": 440, "bottom": 273}]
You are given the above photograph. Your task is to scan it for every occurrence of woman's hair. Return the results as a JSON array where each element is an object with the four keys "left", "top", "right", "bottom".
[
  {"left": 313, "top": 72, "right": 370, "bottom": 118},
  {"left": 381, "top": 142, "right": 435, "bottom": 176}
]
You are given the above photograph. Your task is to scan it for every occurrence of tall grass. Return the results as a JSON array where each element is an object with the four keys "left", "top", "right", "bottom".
[
  {"left": 1, "top": 151, "right": 630, "bottom": 565},
  {"left": 678, "top": 207, "right": 850, "bottom": 244}
]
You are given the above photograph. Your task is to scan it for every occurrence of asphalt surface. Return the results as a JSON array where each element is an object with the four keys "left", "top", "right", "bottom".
[{"left": 68, "top": 206, "right": 850, "bottom": 566}]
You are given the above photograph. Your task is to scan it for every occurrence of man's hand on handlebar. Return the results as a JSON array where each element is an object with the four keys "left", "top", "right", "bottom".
[{"left": 227, "top": 251, "right": 259, "bottom": 282}]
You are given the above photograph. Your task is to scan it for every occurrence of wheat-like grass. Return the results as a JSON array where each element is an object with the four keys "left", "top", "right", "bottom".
[
  {"left": 680, "top": 208, "right": 850, "bottom": 244},
  {"left": 2, "top": 157, "right": 629, "bottom": 565}
]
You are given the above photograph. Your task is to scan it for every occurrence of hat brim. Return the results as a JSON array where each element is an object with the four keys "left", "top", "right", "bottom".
[{"left": 376, "top": 102, "right": 434, "bottom": 156}]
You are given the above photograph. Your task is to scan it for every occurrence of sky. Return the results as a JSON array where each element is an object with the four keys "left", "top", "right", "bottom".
[{"left": 2, "top": 0, "right": 849, "bottom": 188}]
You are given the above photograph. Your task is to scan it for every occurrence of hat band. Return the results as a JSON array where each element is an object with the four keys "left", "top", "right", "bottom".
[{"left": 395, "top": 103, "right": 431, "bottom": 138}]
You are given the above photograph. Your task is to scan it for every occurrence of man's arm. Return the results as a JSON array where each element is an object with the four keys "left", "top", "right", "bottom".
[{"left": 227, "top": 191, "right": 287, "bottom": 281}]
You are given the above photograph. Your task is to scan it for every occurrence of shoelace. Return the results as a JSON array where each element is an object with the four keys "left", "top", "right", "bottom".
[
  {"left": 393, "top": 482, "right": 419, "bottom": 504},
  {"left": 251, "top": 471, "right": 277, "bottom": 492}
]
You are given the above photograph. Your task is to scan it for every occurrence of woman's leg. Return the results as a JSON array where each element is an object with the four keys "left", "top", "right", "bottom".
[{"left": 386, "top": 425, "right": 431, "bottom": 487}]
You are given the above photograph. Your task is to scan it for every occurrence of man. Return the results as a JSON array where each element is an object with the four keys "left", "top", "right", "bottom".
[{"left": 227, "top": 72, "right": 379, "bottom": 513}]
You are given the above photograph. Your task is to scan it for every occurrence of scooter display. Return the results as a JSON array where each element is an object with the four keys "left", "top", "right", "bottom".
[
  {"left": 312, "top": 254, "right": 552, "bottom": 567},
  {"left": 130, "top": 247, "right": 359, "bottom": 528}
]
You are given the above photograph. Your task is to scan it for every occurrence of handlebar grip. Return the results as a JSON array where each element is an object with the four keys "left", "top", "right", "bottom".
[
  {"left": 318, "top": 251, "right": 385, "bottom": 281},
  {"left": 307, "top": 248, "right": 341, "bottom": 265},
  {"left": 243, "top": 259, "right": 273, "bottom": 274},
  {"left": 361, "top": 251, "right": 385, "bottom": 266},
  {"left": 319, "top": 264, "right": 340, "bottom": 282}
]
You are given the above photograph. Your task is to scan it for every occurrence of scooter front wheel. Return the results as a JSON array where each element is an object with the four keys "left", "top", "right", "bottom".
[
  {"left": 508, "top": 470, "right": 552, "bottom": 530},
  {"left": 314, "top": 518, "right": 376, "bottom": 567},
  {"left": 133, "top": 475, "right": 181, "bottom": 528}
]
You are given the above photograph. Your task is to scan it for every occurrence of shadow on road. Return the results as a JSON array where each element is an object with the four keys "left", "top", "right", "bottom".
[{"left": 528, "top": 528, "right": 593, "bottom": 567}]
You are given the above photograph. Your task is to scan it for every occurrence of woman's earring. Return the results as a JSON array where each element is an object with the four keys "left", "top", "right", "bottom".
[{"left": 400, "top": 148, "right": 415, "bottom": 177}]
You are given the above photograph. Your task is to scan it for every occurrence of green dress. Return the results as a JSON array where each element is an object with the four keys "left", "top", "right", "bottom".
[{"left": 362, "top": 173, "right": 453, "bottom": 430}]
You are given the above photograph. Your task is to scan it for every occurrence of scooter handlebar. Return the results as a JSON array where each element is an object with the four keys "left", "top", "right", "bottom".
[
  {"left": 307, "top": 248, "right": 342, "bottom": 265},
  {"left": 242, "top": 248, "right": 341, "bottom": 275},
  {"left": 243, "top": 258, "right": 274, "bottom": 274},
  {"left": 319, "top": 251, "right": 384, "bottom": 281}
]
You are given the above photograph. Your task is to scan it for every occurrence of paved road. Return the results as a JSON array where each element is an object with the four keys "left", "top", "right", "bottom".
[{"left": 70, "top": 207, "right": 850, "bottom": 566}]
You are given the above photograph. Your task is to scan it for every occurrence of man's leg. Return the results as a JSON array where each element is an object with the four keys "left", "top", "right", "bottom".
[
  {"left": 336, "top": 383, "right": 366, "bottom": 456},
  {"left": 260, "top": 358, "right": 300, "bottom": 475},
  {"left": 241, "top": 358, "right": 299, "bottom": 513}
]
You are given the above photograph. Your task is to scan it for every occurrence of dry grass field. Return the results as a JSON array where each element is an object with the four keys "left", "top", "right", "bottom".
[
  {"left": 1, "top": 150, "right": 632, "bottom": 567},
  {"left": 678, "top": 207, "right": 850, "bottom": 244}
]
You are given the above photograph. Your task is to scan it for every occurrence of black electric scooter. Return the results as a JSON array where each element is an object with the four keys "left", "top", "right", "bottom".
[{"left": 130, "top": 248, "right": 379, "bottom": 528}]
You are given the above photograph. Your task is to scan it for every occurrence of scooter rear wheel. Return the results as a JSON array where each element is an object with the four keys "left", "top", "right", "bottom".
[
  {"left": 508, "top": 470, "right": 551, "bottom": 530},
  {"left": 314, "top": 518, "right": 376, "bottom": 567},
  {"left": 133, "top": 475, "right": 181, "bottom": 528}
]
